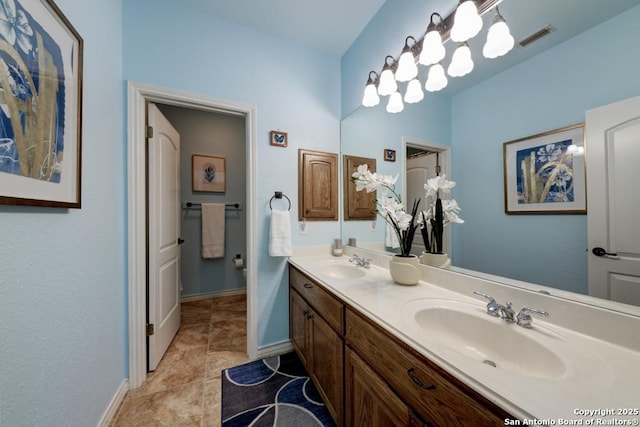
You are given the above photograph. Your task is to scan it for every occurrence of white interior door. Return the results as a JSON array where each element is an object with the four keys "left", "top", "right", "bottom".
[
  {"left": 148, "top": 103, "right": 181, "bottom": 370},
  {"left": 586, "top": 96, "right": 640, "bottom": 307}
]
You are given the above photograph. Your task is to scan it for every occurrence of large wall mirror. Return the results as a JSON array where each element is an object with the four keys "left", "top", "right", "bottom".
[{"left": 340, "top": 0, "right": 640, "bottom": 310}]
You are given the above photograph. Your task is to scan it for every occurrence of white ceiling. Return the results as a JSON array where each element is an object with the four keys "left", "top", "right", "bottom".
[{"left": 178, "top": 0, "right": 387, "bottom": 55}]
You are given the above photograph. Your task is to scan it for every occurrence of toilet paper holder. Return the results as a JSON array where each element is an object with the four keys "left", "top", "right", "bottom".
[{"left": 233, "top": 254, "right": 244, "bottom": 269}]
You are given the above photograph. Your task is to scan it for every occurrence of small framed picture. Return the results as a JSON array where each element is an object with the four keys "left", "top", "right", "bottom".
[
  {"left": 270, "top": 130, "right": 288, "bottom": 147},
  {"left": 503, "top": 123, "right": 586, "bottom": 214},
  {"left": 384, "top": 149, "right": 396, "bottom": 162},
  {"left": 192, "top": 154, "right": 225, "bottom": 193}
]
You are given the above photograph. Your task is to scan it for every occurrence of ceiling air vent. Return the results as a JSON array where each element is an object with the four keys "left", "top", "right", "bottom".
[{"left": 518, "top": 25, "right": 556, "bottom": 48}]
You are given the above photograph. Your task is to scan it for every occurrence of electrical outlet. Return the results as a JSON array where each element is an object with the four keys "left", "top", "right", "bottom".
[
  {"left": 370, "top": 220, "right": 376, "bottom": 232},
  {"left": 299, "top": 222, "right": 307, "bottom": 235}
]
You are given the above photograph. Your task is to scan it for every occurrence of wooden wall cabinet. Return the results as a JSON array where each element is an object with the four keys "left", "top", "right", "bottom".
[
  {"left": 298, "top": 149, "right": 338, "bottom": 220},
  {"left": 289, "top": 266, "right": 344, "bottom": 426},
  {"left": 343, "top": 155, "right": 376, "bottom": 221}
]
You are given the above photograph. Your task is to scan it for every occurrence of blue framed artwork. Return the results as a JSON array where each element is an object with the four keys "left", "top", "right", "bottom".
[
  {"left": 503, "top": 124, "right": 586, "bottom": 214},
  {"left": 192, "top": 154, "right": 225, "bottom": 193},
  {"left": 384, "top": 149, "right": 396, "bottom": 162},
  {"left": 0, "top": 0, "right": 83, "bottom": 208}
]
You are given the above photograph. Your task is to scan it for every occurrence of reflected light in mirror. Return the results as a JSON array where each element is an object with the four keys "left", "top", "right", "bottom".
[
  {"left": 448, "top": 42, "right": 474, "bottom": 77},
  {"left": 419, "top": 13, "right": 446, "bottom": 66},
  {"left": 386, "top": 91, "right": 404, "bottom": 113},
  {"left": 404, "top": 78, "right": 424, "bottom": 103},
  {"left": 451, "top": 0, "right": 483, "bottom": 42},
  {"left": 425, "top": 63, "right": 448, "bottom": 92},
  {"left": 483, "top": 8, "right": 515, "bottom": 59}
]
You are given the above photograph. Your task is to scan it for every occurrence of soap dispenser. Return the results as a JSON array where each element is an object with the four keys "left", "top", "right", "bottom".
[{"left": 332, "top": 238, "right": 343, "bottom": 257}]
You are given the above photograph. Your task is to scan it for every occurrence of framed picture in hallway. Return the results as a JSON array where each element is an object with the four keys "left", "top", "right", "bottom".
[
  {"left": 270, "top": 130, "right": 288, "bottom": 147},
  {"left": 192, "top": 154, "right": 226, "bottom": 193},
  {"left": 503, "top": 123, "right": 586, "bottom": 214},
  {"left": 0, "top": 0, "right": 84, "bottom": 208}
]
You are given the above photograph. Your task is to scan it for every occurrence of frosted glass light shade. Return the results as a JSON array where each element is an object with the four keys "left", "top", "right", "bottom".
[
  {"left": 404, "top": 78, "right": 424, "bottom": 103},
  {"left": 386, "top": 91, "right": 404, "bottom": 113},
  {"left": 425, "top": 63, "right": 448, "bottom": 92},
  {"left": 378, "top": 68, "right": 397, "bottom": 96},
  {"left": 396, "top": 51, "right": 418, "bottom": 82},
  {"left": 419, "top": 30, "right": 446, "bottom": 66},
  {"left": 362, "top": 83, "right": 380, "bottom": 107},
  {"left": 448, "top": 43, "right": 474, "bottom": 77},
  {"left": 451, "top": 0, "right": 483, "bottom": 42},
  {"left": 483, "top": 19, "right": 515, "bottom": 58}
]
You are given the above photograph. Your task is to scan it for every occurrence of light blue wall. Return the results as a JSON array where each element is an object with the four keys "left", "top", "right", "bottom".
[
  {"left": 0, "top": 1, "right": 126, "bottom": 426},
  {"left": 452, "top": 5, "right": 640, "bottom": 293},
  {"left": 123, "top": 0, "right": 341, "bottom": 347},
  {"left": 157, "top": 105, "right": 247, "bottom": 297}
]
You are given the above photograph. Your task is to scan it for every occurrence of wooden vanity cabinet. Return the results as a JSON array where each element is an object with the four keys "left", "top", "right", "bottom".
[
  {"left": 346, "top": 308, "right": 511, "bottom": 427},
  {"left": 289, "top": 266, "right": 344, "bottom": 426}
]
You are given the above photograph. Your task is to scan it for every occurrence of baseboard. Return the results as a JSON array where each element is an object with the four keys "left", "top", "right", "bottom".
[
  {"left": 256, "top": 340, "right": 293, "bottom": 359},
  {"left": 180, "top": 288, "right": 246, "bottom": 302},
  {"left": 98, "top": 379, "right": 129, "bottom": 427}
]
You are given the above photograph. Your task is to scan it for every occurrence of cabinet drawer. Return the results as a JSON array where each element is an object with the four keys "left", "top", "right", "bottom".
[
  {"left": 346, "top": 308, "right": 508, "bottom": 427},
  {"left": 289, "top": 266, "right": 344, "bottom": 334}
]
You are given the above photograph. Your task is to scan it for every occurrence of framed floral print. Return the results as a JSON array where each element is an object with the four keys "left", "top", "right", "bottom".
[
  {"left": 384, "top": 149, "right": 396, "bottom": 162},
  {"left": 0, "top": 0, "right": 83, "bottom": 208},
  {"left": 503, "top": 123, "right": 586, "bottom": 214},
  {"left": 192, "top": 154, "right": 225, "bottom": 193}
]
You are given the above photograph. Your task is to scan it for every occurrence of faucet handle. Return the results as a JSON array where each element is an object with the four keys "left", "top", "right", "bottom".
[
  {"left": 516, "top": 307, "right": 549, "bottom": 329},
  {"left": 473, "top": 291, "right": 501, "bottom": 317},
  {"left": 500, "top": 301, "right": 516, "bottom": 323}
]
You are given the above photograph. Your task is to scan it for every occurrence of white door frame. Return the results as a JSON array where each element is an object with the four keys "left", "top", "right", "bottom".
[
  {"left": 126, "top": 81, "right": 258, "bottom": 389},
  {"left": 401, "top": 136, "right": 452, "bottom": 254}
]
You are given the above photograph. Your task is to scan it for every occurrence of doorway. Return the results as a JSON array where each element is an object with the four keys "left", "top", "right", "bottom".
[
  {"left": 127, "top": 81, "right": 258, "bottom": 389},
  {"left": 401, "top": 137, "right": 451, "bottom": 257}
]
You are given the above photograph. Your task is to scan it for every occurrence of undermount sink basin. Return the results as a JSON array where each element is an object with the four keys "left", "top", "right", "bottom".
[
  {"left": 315, "top": 260, "right": 367, "bottom": 280},
  {"left": 404, "top": 299, "right": 567, "bottom": 379}
]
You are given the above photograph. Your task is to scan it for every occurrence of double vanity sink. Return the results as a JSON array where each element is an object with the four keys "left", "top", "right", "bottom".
[{"left": 289, "top": 249, "right": 640, "bottom": 423}]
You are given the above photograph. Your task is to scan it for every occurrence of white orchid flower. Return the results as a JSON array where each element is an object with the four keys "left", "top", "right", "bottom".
[
  {"left": 392, "top": 211, "right": 413, "bottom": 231},
  {"left": 424, "top": 174, "right": 456, "bottom": 199}
]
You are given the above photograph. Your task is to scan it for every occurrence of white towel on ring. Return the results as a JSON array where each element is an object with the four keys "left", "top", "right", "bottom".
[
  {"left": 269, "top": 210, "right": 292, "bottom": 257},
  {"left": 202, "top": 203, "right": 225, "bottom": 259}
]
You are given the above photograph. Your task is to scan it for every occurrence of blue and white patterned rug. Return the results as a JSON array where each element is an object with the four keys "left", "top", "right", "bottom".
[{"left": 221, "top": 351, "right": 336, "bottom": 426}]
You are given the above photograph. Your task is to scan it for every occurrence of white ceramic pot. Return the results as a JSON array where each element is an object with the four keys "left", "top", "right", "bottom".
[
  {"left": 389, "top": 254, "right": 421, "bottom": 286},
  {"left": 420, "top": 252, "right": 451, "bottom": 269}
]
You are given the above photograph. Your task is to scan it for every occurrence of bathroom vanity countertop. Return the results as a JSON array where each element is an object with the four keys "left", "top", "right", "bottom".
[{"left": 289, "top": 249, "right": 640, "bottom": 424}]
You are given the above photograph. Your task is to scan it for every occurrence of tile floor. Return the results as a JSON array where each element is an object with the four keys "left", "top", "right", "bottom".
[{"left": 111, "top": 293, "right": 249, "bottom": 426}]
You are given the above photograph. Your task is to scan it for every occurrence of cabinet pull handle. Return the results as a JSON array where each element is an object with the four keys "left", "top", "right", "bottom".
[
  {"left": 303, "top": 283, "right": 313, "bottom": 289},
  {"left": 407, "top": 368, "right": 436, "bottom": 391},
  {"left": 306, "top": 313, "right": 314, "bottom": 320},
  {"left": 303, "top": 309, "right": 309, "bottom": 316}
]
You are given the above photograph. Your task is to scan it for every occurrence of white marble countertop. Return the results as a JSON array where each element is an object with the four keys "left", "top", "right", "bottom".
[{"left": 289, "top": 246, "right": 640, "bottom": 424}]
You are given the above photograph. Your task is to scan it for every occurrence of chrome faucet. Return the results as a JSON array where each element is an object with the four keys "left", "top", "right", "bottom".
[
  {"left": 473, "top": 291, "right": 515, "bottom": 323},
  {"left": 516, "top": 307, "right": 549, "bottom": 329},
  {"left": 349, "top": 254, "right": 371, "bottom": 268}
]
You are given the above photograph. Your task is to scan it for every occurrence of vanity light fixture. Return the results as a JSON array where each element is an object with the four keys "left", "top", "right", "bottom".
[
  {"left": 483, "top": 7, "right": 515, "bottom": 58},
  {"left": 361, "top": 0, "right": 509, "bottom": 111},
  {"left": 362, "top": 71, "right": 381, "bottom": 107},
  {"left": 448, "top": 42, "right": 474, "bottom": 77},
  {"left": 425, "top": 62, "right": 448, "bottom": 92},
  {"left": 451, "top": 0, "right": 483, "bottom": 42},
  {"left": 567, "top": 144, "right": 585, "bottom": 156},
  {"left": 377, "top": 55, "right": 398, "bottom": 96},
  {"left": 395, "top": 36, "right": 419, "bottom": 82},
  {"left": 404, "top": 78, "right": 424, "bottom": 103},
  {"left": 419, "top": 13, "right": 446, "bottom": 66},
  {"left": 386, "top": 91, "right": 404, "bottom": 113}
]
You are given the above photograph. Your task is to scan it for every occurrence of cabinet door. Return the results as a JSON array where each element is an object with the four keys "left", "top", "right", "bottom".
[
  {"left": 346, "top": 348, "right": 410, "bottom": 427},
  {"left": 310, "top": 309, "right": 344, "bottom": 426},
  {"left": 289, "top": 289, "right": 310, "bottom": 367},
  {"left": 298, "top": 149, "right": 338, "bottom": 220}
]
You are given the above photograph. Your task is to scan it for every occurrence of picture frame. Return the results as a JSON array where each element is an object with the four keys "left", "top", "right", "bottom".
[
  {"left": 0, "top": 0, "right": 83, "bottom": 208},
  {"left": 270, "top": 130, "right": 288, "bottom": 147},
  {"left": 384, "top": 149, "right": 396, "bottom": 162},
  {"left": 503, "top": 123, "right": 586, "bottom": 214},
  {"left": 192, "top": 154, "right": 226, "bottom": 193}
]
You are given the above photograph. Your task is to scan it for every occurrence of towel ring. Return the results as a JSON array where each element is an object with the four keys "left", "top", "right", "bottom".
[{"left": 269, "top": 191, "right": 291, "bottom": 211}]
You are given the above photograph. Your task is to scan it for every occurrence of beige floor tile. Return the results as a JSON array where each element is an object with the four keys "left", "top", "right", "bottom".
[
  {"left": 209, "top": 319, "right": 247, "bottom": 352},
  {"left": 170, "top": 324, "right": 210, "bottom": 352},
  {"left": 112, "top": 381, "right": 204, "bottom": 427},
  {"left": 210, "top": 293, "right": 246, "bottom": 307},
  {"left": 202, "top": 377, "right": 222, "bottom": 427}
]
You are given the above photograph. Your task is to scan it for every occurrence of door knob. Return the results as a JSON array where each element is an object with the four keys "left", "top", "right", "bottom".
[
  {"left": 592, "top": 247, "right": 617, "bottom": 257},
  {"left": 177, "top": 238, "right": 185, "bottom": 245}
]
